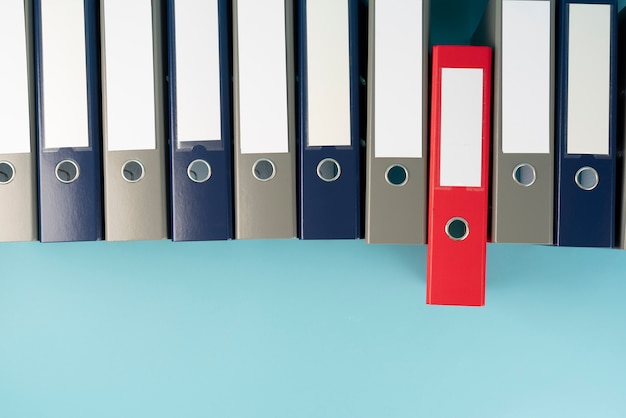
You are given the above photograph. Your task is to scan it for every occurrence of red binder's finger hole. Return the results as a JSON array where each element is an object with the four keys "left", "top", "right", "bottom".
[
  {"left": 575, "top": 167, "right": 599, "bottom": 191},
  {"left": 445, "top": 217, "right": 469, "bottom": 241},
  {"left": 385, "top": 164, "right": 408, "bottom": 186},
  {"left": 317, "top": 158, "right": 341, "bottom": 182},
  {"left": 121, "top": 160, "right": 145, "bottom": 183},
  {"left": 0, "top": 161, "right": 15, "bottom": 185},
  {"left": 187, "top": 159, "right": 211, "bottom": 183},
  {"left": 55, "top": 160, "right": 79, "bottom": 184},
  {"left": 252, "top": 159, "right": 276, "bottom": 181},
  {"left": 512, "top": 163, "right": 536, "bottom": 187}
]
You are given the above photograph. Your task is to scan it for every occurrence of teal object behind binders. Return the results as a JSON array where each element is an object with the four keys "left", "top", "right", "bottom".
[
  {"left": 35, "top": 0, "right": 103, "bottom": 243},
  {"left": 555, "top": 0, "right": 617, "bottom": 247},
  {"left": 168, "top": 0, "right": 233, "bottom": 241},
  {"left": 0, "top": 0, "right": 38, "bottom": 242},
  {"left": 297, "top": 0, "right": 366, "bottom": 240}
]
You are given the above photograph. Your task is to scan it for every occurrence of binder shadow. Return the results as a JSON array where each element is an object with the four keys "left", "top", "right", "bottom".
[
  {"left": 366, "top": 243, "right": 428, "bottom": 284},
  {"left": 486, "top": 243, "right": 626, "bottom": 292}
]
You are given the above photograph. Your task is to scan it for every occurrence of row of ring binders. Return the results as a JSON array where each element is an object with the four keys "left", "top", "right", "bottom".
[{"left": 0, "top": 0, "right": 621, "bottom": 306}]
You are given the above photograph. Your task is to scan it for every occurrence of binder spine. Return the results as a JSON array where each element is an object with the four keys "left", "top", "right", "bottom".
[
  {"left": 426, "top": 46, "right": 492, "bottom": 306},
  {"left": 101, "top": 0, "right": 168, "bottom": 241},
  {"left": 232, "top": 0, "right": 297, "bottom": 240},
  {"left": 168, "top": 0, "right": 233, "bottom": 241},
  {"left": 364, "top": 0, "right": 429, "bottom": 244},
  {"left": 473, "top": 0, "right": 555, "bottom": 244},
  {"left": 0, "top": 0, "right": 38, "bottom": 242},
  {"left": 297, "top": 0, "right": 362, "bottom": 240},
  {"left": 35, "top": 0, "right": 103, "bottom": 242},
  {"left": 617, "top": 7, "right": 626, "bottom": 248},
  {"left": 555, "top": 0, "right": 617, "bottom": 247}
]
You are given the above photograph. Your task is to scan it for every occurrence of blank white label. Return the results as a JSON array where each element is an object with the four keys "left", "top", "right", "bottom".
[
  {"left": 0, "top": 1, "right": 30, "bottom": 154},
  {"left": 175, "top": 0, "right": 221, "bottom": 144},
  {"left": 374, "top": 0, "right": 422, "bottom": 158},
  {"left": 237, "top": 0, "right": 289, "bottom": 154},
  {"left": 440, "top": 68, "right": 483, "bottom": 188},
  {"left": 41, "top": 0, "right": 89, "bottom": 150},
  {"left": 567, "top": 4, "right": 611, "bottom": 156},
  {"left": 306, "top": 0, "right": 351, "bottom": 147},
  {"left": 103, "top": 0, "right": 156, "bottom": 151},
  {"left": 502, "top": 0, "right": 550, "bottom": 154}
]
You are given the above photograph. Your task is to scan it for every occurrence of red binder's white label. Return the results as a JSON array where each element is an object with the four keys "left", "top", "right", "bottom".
[{"left": 440, "top": 68, "right": 483, "bottom": 187}]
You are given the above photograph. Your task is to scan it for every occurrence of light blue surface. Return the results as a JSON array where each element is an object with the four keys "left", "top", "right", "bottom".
[
  {"left": 3, "top": 0, "right": 626, "bottom": 416},
  {"left": 1, "top": 241, "right": 626, "bottom": 417}
]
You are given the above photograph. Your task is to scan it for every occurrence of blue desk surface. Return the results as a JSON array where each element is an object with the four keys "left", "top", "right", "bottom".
[
  {"left": 2, "top": 241, "right": 626, "bottom": 417},
  {"left": 3, "top": 1, "right": 626, "bottom": 416}
]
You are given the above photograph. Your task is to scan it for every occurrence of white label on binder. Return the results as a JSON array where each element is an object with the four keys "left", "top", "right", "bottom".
[
  {"left": 374, "top": 0, "right": 422, "bottom": 158},
  {"left": 41, "top": 0, "right": 89, "bottom": 150},
  {"left": 0, "top": 1, "right": 30, "bottom": 154},
  {"left": 502, "top": 0, "right": 550, "bottom": 154},
  {"left": 238, "top": 0, "right": 289, "bottom": 154},
  {"left": 440, "top": 68, "right": 483, "bottom": 188},
  {"left": 567, "top": 4, "right": 610, "bottom": 156},
  {"left": 175, "top": 0, "right": 221, "bottom": 144},
  {"left": 103, "top": 0, "right": 156, "bottom": 151},
  {"left": 306, "top": 0, "right": 351, "bottom": 147}
]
